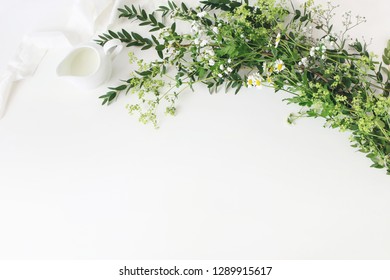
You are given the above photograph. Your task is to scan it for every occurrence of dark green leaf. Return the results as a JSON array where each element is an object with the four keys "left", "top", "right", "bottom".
[
  {"left": 149, "top": 14, "right": 157, "bottom": 25},
  {"left": 151, "top": 35, "right": 160, "bottom": 45},
  {"left": 122, "top": 29, "right": 132, "bottom": 39},
  {"left": 293, "top": 10, "right": 301, "bottom": 21},
  {"left": 155, "top": 45, "right": 165, "bottom": 51},
  {"left": 181, "top": 3, "right": 188, "bottom": 13},
  {"left": 132, "top": 32, "right": 144, "bottom": 41},
  {"left": 139, "top": 21, "right": 152, "bottom": 26},
  {"left": 157, "top": 50, "right": 164, "bottom": 59},
  {"left": 149, "top": 27, "right": 161, "bottom": 32},
  {"left": 141, "top": 44, "right": 153, "bottom": 50}
]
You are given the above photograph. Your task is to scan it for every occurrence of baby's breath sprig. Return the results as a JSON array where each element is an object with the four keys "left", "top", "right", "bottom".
[{"left": 98, "top": 0, "right": 390, "bottom": 174}]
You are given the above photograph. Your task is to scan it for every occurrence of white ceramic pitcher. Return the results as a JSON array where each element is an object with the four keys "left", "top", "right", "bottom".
[{"left": 56, "top": 39, "right": 123, "bottom": 90}]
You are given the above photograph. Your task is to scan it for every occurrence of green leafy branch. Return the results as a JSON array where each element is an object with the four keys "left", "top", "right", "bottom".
[
  {"left": 119, "top": 5, "right": 166, "bottom": 32},
  {"left": 200, "top": 0, "right": 247, "bottom": 12},
  {"left": 95, "top": 29, "right": 156, "bottom": 50}
]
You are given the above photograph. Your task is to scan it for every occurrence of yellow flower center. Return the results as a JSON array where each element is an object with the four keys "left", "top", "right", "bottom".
[
  {"left": 277, "top": 64, "right": 283, "bottom": 71},
  {"left": 248, "top": 79, "right": 253, "bottom": 86},
  {"left": 255, "top": 79, "right": 262, "bottom": 87}
]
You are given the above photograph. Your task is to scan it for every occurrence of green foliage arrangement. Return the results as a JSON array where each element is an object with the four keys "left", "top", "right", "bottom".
[{"left": 97, "top": 0, "right": 390, "bottom": 174}]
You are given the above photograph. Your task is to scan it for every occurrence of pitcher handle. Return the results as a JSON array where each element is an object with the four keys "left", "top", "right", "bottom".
[{"left": 103, "top": 39, "right": 123, "bottom": 59}]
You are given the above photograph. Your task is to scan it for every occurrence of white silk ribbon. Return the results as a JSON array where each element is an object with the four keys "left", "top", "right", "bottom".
[{"left": 0, "top": 0, "right": 122, "bottom": 119}]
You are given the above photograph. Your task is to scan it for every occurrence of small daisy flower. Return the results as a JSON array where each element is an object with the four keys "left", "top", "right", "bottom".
[
  {"left": 209, "top": 59, "right": 215, "bottom": 66},
  {"left": 247, "top": 73, "right": 263, "bottom": 89},
  {"left": 220, "top": 64, "right": 225, "bottom": 71},
  {"left": 254, "top": 77, "right": 263, "bottom": 88},
  {"left": 218, "top": 73, "right": 223, "bottom": 78},
  {"left": 275, "top": 33, "right": 281, "bottom": 48},
  {"left": 274, "top": 59, "right": 285, "bottom": 73},
  {"left": 227, "top": 67, "right": 233, "bottom": 73},
  {"left": 228, "top": 59, "right": 232, "bottom": 64},
  {"left": 247, "top": 75, "right": 255, "bottom": 87}
]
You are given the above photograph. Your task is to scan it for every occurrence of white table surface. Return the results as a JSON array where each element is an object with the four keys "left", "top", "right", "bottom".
[{"left": 0, "top": 0, "right": 389, "bottom": 260}]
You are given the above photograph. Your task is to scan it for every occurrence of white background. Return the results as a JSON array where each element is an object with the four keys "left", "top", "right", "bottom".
[{"left": 0, "top": 0, "right": 389, "bottom": 260}]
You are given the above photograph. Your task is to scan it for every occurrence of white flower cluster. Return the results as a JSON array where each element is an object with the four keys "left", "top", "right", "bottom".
[
  {"left": 309, "top": 44, "right": 327, "bottom": 60},
  {"left": 216, "top": 59, "right": 233, "bottom": 78},
  {"left": 298, "top": 57, "right": 309, "bottom": 67},
  {"left": 158, "top": 27, "right": 180, "bottom": 62},
  {"left": 301, "top": 26, "right": 313, "bottom": 37},
  {"left": 190, "top": 16, "right": 224, "bottom": 70},
  {"left": 320, "top": 35, "right": 336, "bottom": 49},
  {"left": 197, "top": 11, "right": 207, "bottom": 18}
]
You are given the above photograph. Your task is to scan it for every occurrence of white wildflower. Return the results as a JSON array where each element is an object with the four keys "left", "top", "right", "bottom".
[
  {"left": 300, "top": 57, "right": 309, "bottom": 67},
  {"left": 310, "top": 47, "right": 316, "bottom": 57},
  {"left": 200, "top": 40, "right": 208, "bottom": 47},
  {"left": 212, "top": 27, "right": 219, "bottom": 34},
  {"left": 218, "top": 73, "right": 223, "bottom": 78},
  {"left": 197, "top": 11, "right": 207, "bottom": 18},
  {"left": 204, "top": 47, "right": 214, "bottom": 55},
  {"left": 191, "top": 21, "right": 200, "bottom": 33},
  {"left": 220, "top": 64, "right": 225, "bottom": 70},
  {"left": 209, "top": 59, "right": 215, "bottom": 66},
  {"left": 274, "top": 59, "right": 285, "bottom": 73},
  {"left": 247, "top": 75, "right": 254, "bottom": 87},
  {"left": 227, "top": 67, "right": 233, "bottom": 73}
]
